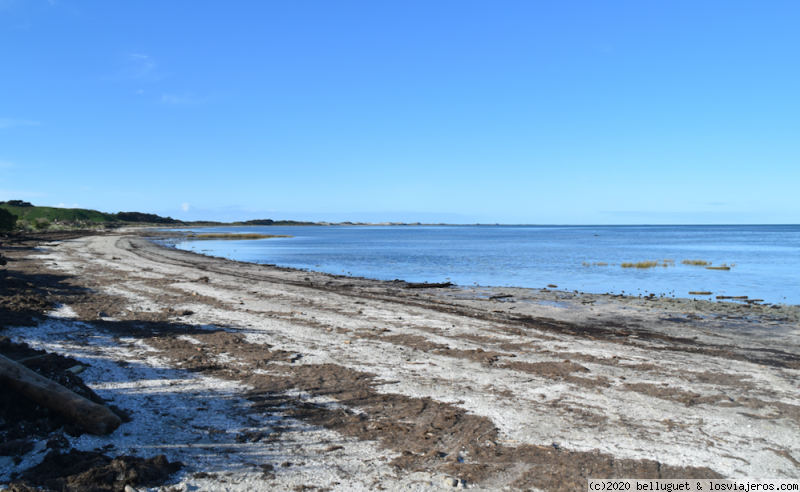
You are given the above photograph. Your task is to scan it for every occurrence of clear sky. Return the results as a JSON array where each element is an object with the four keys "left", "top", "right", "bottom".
[{"left": 1, "top": 1, "right": 798, "bottom": 224}]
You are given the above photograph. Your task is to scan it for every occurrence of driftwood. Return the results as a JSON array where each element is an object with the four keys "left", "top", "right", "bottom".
[
  {"left": 405, "top": 282, "right": 453, "bottom": 289},
  {"left": 0, "top": 354, "right": 121, "bottom": 435}
]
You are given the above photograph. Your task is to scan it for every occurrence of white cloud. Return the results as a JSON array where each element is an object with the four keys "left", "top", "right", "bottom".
[
  {"left": 0, "top": 118, "right": 40, "bottom": 129},
  {"left": 160, "top": 94, "right": 207, "bottom": 106},
  {"left": 182, "top": 203, "right": 190, "bottom": 211}
]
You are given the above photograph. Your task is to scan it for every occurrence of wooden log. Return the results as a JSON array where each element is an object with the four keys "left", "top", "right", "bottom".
[
  {"left": 0, "top": 354, "right": 121, "bottom": 435},
  {"left": 14, "top": 353, "right": 57, "bottom": 366}
]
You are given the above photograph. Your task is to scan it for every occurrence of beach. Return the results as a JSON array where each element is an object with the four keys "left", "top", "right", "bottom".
[{"left": 1, "top": 230, "right": 799, "bottom": 491}]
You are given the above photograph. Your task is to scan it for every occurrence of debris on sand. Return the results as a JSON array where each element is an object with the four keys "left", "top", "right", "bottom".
[{"left": 9, "top": 449, "right": 182, "bottom": 492}]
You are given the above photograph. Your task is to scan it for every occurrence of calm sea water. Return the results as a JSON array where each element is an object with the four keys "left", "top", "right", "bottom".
[{"left": 168, "top": 225, "right": 800, "bottom": 305}]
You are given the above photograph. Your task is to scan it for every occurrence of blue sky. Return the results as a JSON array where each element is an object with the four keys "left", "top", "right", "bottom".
[{"left": 1, "top": 1, "right": 798, "bottom": 224}]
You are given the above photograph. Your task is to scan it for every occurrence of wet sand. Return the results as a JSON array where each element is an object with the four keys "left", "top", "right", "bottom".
[{"left": 1, "top": 231, "right": 799, "bottom": 491}]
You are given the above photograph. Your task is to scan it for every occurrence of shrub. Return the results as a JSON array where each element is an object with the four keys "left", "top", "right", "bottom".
[
  {"left": 33, "top": 217, "right": 51, "bottom": 230},
  {"left": 0, "top": 208, "right": 15, "bottom": 232}
]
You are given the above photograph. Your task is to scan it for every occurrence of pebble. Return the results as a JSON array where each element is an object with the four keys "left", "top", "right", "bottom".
[
  {"left": 124, "top": 486, "right": 139, "bottom": 492},
  {"left": 443, "top": 477, "right": 458, "bottom": 487},
  {"left": 98, "top": 312, "right": 109, "bottom": 317}
]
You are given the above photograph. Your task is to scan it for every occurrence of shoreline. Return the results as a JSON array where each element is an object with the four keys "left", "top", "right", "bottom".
[
  {"left": 160, "top": 228, "right": 800, "bottom": 316},
  {"left": 1, "top": 230, "right": 799, "bottom": 490}
]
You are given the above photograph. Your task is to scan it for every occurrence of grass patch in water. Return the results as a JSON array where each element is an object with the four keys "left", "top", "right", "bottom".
[
  {"left": 582, "top": 262, "right": 608, "bottom": 266},
  {"left": 187, "top": 233, "right": 293, "bottom": 240},
  {"left": 682, "top": 259, "right": 710, "bottom": 266},
  {"left": 706, "top": 263, "right": 731, "bottom": 271},
  {"left": 621, "top": 261, "right": 661, "bottom": 269}
]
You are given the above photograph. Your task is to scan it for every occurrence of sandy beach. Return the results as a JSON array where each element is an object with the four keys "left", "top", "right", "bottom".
[{"left": 1, "top": 231, "right": 799, "bottom": 491}]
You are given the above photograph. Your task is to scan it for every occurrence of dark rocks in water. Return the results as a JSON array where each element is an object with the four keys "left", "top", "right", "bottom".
[{"left": 405, "top": 282, "right": 453, "bottom": 289}]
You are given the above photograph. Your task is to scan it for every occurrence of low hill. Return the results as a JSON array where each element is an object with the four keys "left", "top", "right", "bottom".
[
  {"left": 0, "top": 201, "right": 329, "bottom": 228},
  {"left": 0, "top": 201, "right": 118, "bottom": 223},
  {"left": 238, "top": 219, "right": 318, "bottom": 226},
  {"left": 116, "top": 212, "right": 182, "bottom": 224}
]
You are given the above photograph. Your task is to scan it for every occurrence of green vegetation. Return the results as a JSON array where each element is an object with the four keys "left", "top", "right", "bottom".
[
  {"left": 682, "top": 259, "right": 711, "bottom": 266},
  {"left": 0, "top": 201, "right": 184, "bottom": 230},
  {"left": 706, "top": 264, "right": 731, "bottom": 270},
  {"left": 0, "top": 200, "right": 420, "bottom": 231},
  {"left": 621, "top": 261, "right": 661, "bottom": 269},
  {"left": 0, "top": 208, "right": 15, "bottom": 232},
  {"left": 33, "top": 218, "right": 50, "bottom": 230},
  {"left": 187, "top": 233, "right": 293, "bottom": 239},
  {"left": 582, "top": 261, "right": 608, "bottom": 266},
  {"left": 239, "top": 219, "right": 319, "bottom": 226},
  {"left": 0, "top": 201, "right": 118, "bottom": 223},
  {"left": 116, "top": 212, "right": 181, "bottom": 224}
]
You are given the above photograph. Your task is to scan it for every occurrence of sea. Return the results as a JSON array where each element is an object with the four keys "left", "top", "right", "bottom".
[{"left": 166, "top": 225, "right": 800, "bottom": 306}]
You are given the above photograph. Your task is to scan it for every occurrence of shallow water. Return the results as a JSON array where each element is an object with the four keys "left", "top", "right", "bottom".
[{"left": 168, "top": 225, "right": 800, "bottom": 305}]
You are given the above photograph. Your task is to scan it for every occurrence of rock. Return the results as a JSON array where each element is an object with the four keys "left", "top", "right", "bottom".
[
  {"left": 181, "top": 310, "right": 194, "bottom": 316},
  {"left": 124, "top": 486, "right": 139, "bottom": 492},
  {"left": 98, "top": 312, "right": 109, "bottom": 318},
  {"left": 443, "top": 477, "right": 458, "bottom": 487},
  {"left": 547, "top": 284, "right": 557, "bottom": 288}
]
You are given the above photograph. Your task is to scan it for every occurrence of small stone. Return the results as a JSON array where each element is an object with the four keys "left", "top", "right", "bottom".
[
  {"left": 443, "top": 477, "right": 458, "bottom": 487},
  {"left": 98, "top": 312, "right": 109, "bottom": 318},
  {"left": 124, "top": 486, "right": 139, "bottom": 492},
  {"left": 343, "top": 341, "right": 351, "bottom": 344}
]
